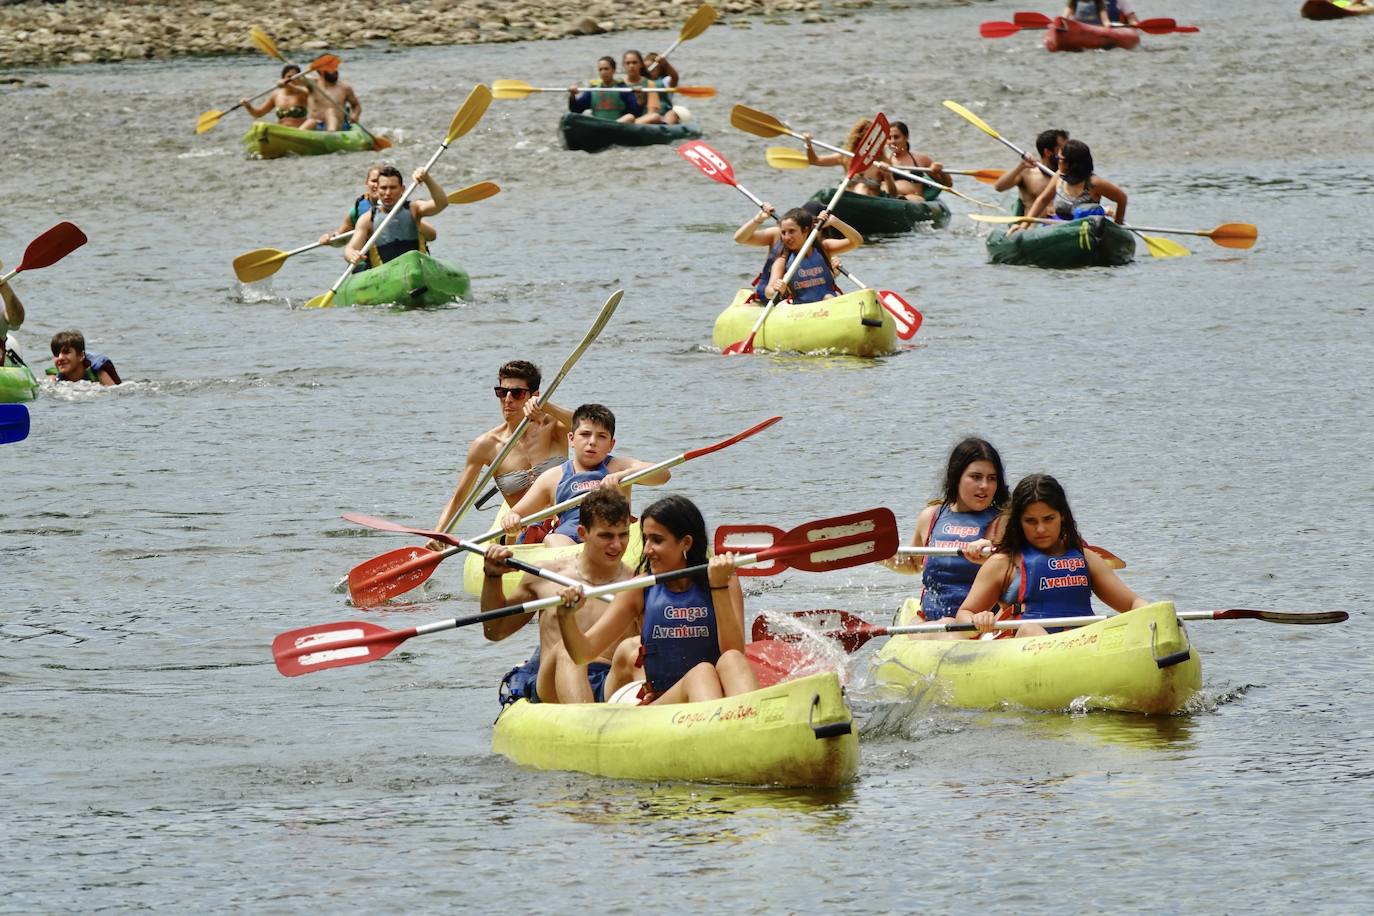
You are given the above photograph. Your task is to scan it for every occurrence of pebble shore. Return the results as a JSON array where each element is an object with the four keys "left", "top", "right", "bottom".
[{"left": 0, "top": 0, "right": 844, "bottom": 69}]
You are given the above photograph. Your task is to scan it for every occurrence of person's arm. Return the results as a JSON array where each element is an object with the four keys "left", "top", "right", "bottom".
[
  {"left": 326, "top": 214, "right": 354, "bottom": 244},
  {"left": 804, "top": 134, "right": 844, "bottom": 168},
  {"left": 820, "top": 215, "right": 863, "bottom": 255},
  {"left": 568, "top": 87, "right": 590, "bottom": 113},
  {"left": 480, "top": 549, "right": 540, "bottom": 640},
  {"left": 622, "top": 87, "right": 643, "bottom": 117},
  {"left": 710, "top": 556, "right": 746, "bottom": 655},
  {"left": 733, "top": 207, "right": 777, "bottom": 245},
  {"left": 418, "top": 218, "right": 437, "bottom": 242},
  {"left": 432, "top": 435, "right": 493, "bottom": 536},
  {"left": 344, "top": 210, "right": 373, "bottom": 263},
  {"left": 243, "top": 93, "right": 276, "bottom": 118},
  {"left": 345, "top": 86, "right": 362, "bottom": 122},
  {"left": 1085, "top": 549, "right": 1148, "bottom": 612},
  {"left": 96, "top": 364, "right": 119, "bottom": 387},
  {"left": 557, "top": 587, "right": 640, "bottom": 664},
  {"left": 1023, "top": 175, "right": 1059, "bottom": 221},
  {"left": 883, "top": 166, "right": 900, "bottom": 197},
  {"left": 0, "top": 280, "right": 23, "bottom": 330},
  {"left": 953, "top": 554, "right": 1013, "bottom": 632},
  {"left": 500, "top": 465, "right": 558, "bottom": 535},
  {"left": 410, "top": 168, "right": 447, "bottom": 218},
  {"left": 604, "top": 456, "right": 670, "bottom": 487},
  {"left": 524, "top": 395, "right": 573, "bottom": 434},
  {"left": 1095, "top": 177, "right": 1127, "bottom": 223},
  {"left": 994, "top": 156, "right": 1031, "bottom": 193},
  {"left": 765, "top": 250, "right": 789, "bottom": 299},
  {"left": 646, "top": 53, "right": 679, "bottom": 87}
]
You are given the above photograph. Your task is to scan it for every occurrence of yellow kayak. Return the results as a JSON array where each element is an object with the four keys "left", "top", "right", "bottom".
[
  {"left": 711, "top": 288, "right": 897, "bottom": 357},
  {"left": 871, "top": 600, "right": 1201, "bottom": 715},
  {"left": 492, "top": 671, "right": 858, "bottom": 786}
]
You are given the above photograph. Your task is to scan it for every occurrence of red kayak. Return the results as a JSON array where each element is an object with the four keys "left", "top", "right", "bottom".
[
  {"left": 1045, "top": 15, "right": 1142, "bottom": 51},
  {"left": 1301, "top": 0, "right": 1374, "bottom": 19}
]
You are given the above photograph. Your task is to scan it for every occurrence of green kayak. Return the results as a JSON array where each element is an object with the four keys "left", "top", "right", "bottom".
[
  {"left": 807, "top": 187, "right": 952, "bottom": 237},
  {"left": 558, "top": 113, "right": 702, "bottom": 153},
  {"left": 322, "top": 251, "right": 471, "bottom": 308},
  {"left": 243, "top": 122, "right": 378, "bottom": 160},
  {"left": 985, "top": 197, "right": 1136, "bottom": 268},
  {"left": 0, "top": 361, "right": 39, "bottom": 403}
]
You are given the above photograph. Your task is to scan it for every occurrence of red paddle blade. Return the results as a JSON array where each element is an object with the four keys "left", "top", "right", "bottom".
[
  {"left": 847, "top": 114, "right": 888, "bottom": 178},
  {"left": 342, "top": 511, "right": 460, "bottom": 546},
  {"left": 736, "top": 508, "right": 898, "bottom": 576},
  {"left": 348, "top": 545, "right": 444, "bottom": 608},
  {"left": 272, "top": 620, "right": 410, "bottom": 677},
  {"left": 1134, "top": 17, "right": 1178, "bottom": 34},
  {"left": 722, "top": 332, "right": 756, "bottom": 356},
  {"left": 1208, "top": 609, "right": 1348, "bottom": 625},
  {"left": 17, "top": 221, "right": 87, "bottom": 273},
  {"left": 878, "top": 290, "right": 922, "bottom": 340},
  {"left": 745, "top": 639, "right": 816, "bottom": 687},
  {"left": 716, "top": 523, "right": 786, "bottom": 559},
  {"left": 752, "top": 609, "right": 880, "bottom": 654},
  {"left": 980, "top": 21, "right": 1023, "bottom": 38},
  {"left": 1013, "top": 11, "right": 1052, "bottom": 27},
  {"left": 677, "top": 140, "right": 737, "bottom": 186},
  {"left": 1172, "top": 25, "right": 1199, "bottom": 33}
]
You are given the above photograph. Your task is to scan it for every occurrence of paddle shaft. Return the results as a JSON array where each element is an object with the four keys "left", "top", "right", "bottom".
[
  {"left": 799, "top": 134, "right": 978, "bottom": 200},
  {"left": 658, "top": 2, "right": 716, "bottom": 59}
]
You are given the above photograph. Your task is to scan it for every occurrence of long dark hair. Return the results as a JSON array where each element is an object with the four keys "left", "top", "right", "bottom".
[
  {"left": 637, "top": 495, "right": 710, "bottom": 589},
  {"left": 938, "top": 437, "right": 1009, "bottom": 511},
  {"left": 1059, "top": 139, "right": 1094, "bottom": 185},
  {"left": 997, "top": 474, "right": 1085, "bottom": 557},
  {"left": 779, "top": 206, "right": 836, "bottom": 277}
]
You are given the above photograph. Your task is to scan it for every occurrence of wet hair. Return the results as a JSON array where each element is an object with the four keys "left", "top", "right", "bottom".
[
  {"left": 939, "top": 438, "right": 1010, "bottom": 511},
  {"left": 636, "top": 495, "right": 710, "bottom": 587},
  {"left": 571, "top": 403, "right": 616, "bottom": 437},
  {"left": 843, "top": 118, "right": 872, "bottom": 152},
  {"left": 497, "top": 360, "right": 540, "bottom": 391},
  {"left": 376, "top": 165, "right": 404, "bottom": 185},
  {"left": 597, "top": 56, "right": 616, "bottom": 71},
  {"left": 1035, "top": 129, "right": 1069, "bottom": 158},
  {"left": 280, "top": 64, "right": 301, "bottom": 78},
  {"left": 997, "top": 474, "right": 1085, "bottom": 557},
  {"left": 580, "top": 487, "right": 632, "bottom": 532},
  {"left": 50, "top": 328, "right": 85, "bottom": 355},
  {"left": 890, "top": 121, "right": 910, "bottom": 141},
  {"left": 1059, "top": 139, "right": 1094, "bottom": 184}
]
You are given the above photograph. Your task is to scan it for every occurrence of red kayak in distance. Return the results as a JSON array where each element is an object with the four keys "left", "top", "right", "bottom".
[
  {"left": 1301, "top": 0, "right": 1374, "bottom": 19},
  {"left": 1045, "top": 15, "right": 1142, "bottom": 51}
]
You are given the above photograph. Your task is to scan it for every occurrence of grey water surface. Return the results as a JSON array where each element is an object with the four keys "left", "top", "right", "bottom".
[{"left": 2, "top": 0, "right": 1371, "bottom": 911}]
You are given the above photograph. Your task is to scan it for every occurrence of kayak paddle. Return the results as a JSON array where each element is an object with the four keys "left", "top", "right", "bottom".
[
  {"left": 0, "top": 221, "right": 88, "bottom": 286},
  {"left": 723, "top": 113, "right": 889, "bottom": 356},
  {"left": 304, "top": 84, "right": 492, "bottom": 309},
  {"left": 968, "top": 214, "right": 1257, "bottom": 250},
  {"left": 764, "top": 145, "right": 1006, "bottom": 185},
  {"left": 232, "top": 182, "right": 500, "bottom": 283},
  {"left": 1008, "top": 12, "right": 1194, "bottom": 34},
  {"left": 349, "top": 415, "right": 781, "bottom": 607},
  {"left": 275, "top": 506, "right": 898, "bottom": 676},
  {"left": 493, "top": 80, "right": 715, "bottom": 100},
  {"left": 676, "top": 140, "right": 922, "bottom": 339},
  {"left": 194, "top": 52, "right": 339, "bottom": 134},
  {"left": 0, "top": 404, "right": 30, "bottom": 444},
  {"left": 658, "top": 3, "right": 717, "bottom": 60}
]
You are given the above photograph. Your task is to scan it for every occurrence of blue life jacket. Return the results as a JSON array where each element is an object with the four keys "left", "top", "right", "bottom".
[
  {"left": 498, "top": 648, "right": 540, "bottom": 706},
  {"left": 781, "top": 246, "right": 837, "bottom": 303},
  {"left": 348, "top": 195, "right": 373, "bottom": 225},
  {"left": 1001, "top": 545, "right": 1093, "bottom": 622},
  {"left": 641, "top": 577, "right": 719, "bottom": 694},
  {"left": 920, "top": 504, "right": 1000, "bottom": 621},
  {"left": 551, "top": 456, "right": 612, "bottom": 540},
  {"left": 1072, "top": 204, "right": 1107, "bottom": 218}
]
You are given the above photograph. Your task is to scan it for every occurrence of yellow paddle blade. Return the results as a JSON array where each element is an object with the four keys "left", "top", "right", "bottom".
[
  {"left": 232, "top": 248, "right": 289, "bottom": 284},
  {"left": 249, "top": 26, "right": 283, "bottom": 60},
  {"left": 967, "top": 168, "right": 1006, "bottom": 185},
  {"left": 446, "top": 84, "right": 493, "bottom": 143},
  {"left": 491, "top": 79, "right": 535, "bottom": 100},
  {"left": 1211, "top": 223, "right": 1258, "bottom": 249},
  {"left": 942, "top": 100, "right": 1000, "bottom": 140},
  {"left": 1139, "top": 233, "right": 1190, "bottom": 258},
  {"left": 447, "top": 181, "right": 501, "bottom": 204},
  {"left": 304, "top": 291, "right": 335, "bottom": 309},
  {"left": 731, "top": 103, "right": 789, "bottom": 139},
  {"left": 680, "top": 3, "right": 718, "bottom": 41},
  {"left": 195, "top": 109, "right": 223, "bottom": 134},
  {"left": 765, "top": 146, "right": 810, "bottom": 170}
]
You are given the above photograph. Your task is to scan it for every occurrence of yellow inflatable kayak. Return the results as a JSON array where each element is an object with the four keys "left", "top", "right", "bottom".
[
  {"left": 492, "top": 671, "right": 858, "bottom": 786},
  {"left": 711, "top": 288, "right": 897, "bottom": 357},
  {"left": 871, "top": 600, "right": 1201, "bottom": 715}
]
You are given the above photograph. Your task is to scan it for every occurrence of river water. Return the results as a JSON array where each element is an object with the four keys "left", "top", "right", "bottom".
[{"left": 3, "top": 0, "right": 1371, "bottom": 910}]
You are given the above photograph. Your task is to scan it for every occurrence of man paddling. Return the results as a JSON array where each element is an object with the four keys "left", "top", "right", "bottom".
[
  {"left": 993, "top": 128, "right": 1068, "bottom": 212},
  {"left": 1, "top": 271, "right": 24, "bottom": 355},
  {"left": 306, "top": 66, "right": 362, "bottom": 132},
  {"left": 343, "top": 166, "right": 446, "bottom": 269},
  {"left": 485, "top": 488, "right": 638, "bottom": 705}
]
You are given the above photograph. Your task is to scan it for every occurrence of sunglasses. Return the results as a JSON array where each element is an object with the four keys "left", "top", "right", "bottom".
[{"left": 494, "top": 386, "right": 532, "bottom": 400}]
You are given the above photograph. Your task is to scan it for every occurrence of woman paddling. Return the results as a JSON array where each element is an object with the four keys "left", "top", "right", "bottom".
[
  {"left": 240, "top": 64, "right": 312, "bottom": 128},
  {"left": 567, "top": 56, "right": 643, "bottom": 123},
  {"left": 883, "top": 121, "right": 952, "bottom": 203},
  {"left": 763, "top": 207, "right": 862, "bottom": 303},
  {"left": 1017, "top": 139, "right": 1127, "bottom": 232},
  {"left": 555, "top": 495, "right": 758, "bottom": 705},
  {"left": 804, "top": 118, "right": 889, "bottom": 196},
  {"left": 954, "top": 474, "right": 1148, "bottom": 638},
  {"left": 890, "top": 438, "right": 1009, "bottom": 638},
  {"left": 621, "top": 50, "right": 681, "bottom": 125},
  {"left": 734, "top": 200, "right": 860, "bottom": 302}
]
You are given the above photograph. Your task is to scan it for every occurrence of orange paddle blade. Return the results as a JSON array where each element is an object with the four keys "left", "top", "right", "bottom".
[{"left": 1210, "top": 223, "right": 1258, "bottom": 249}]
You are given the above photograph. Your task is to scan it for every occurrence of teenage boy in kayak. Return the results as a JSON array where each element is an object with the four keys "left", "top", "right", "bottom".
[
  {"left": 484, "top": 488, "right": 639, "bottom": 705},
  {"left": 48, "top": 328, "right": 121, "bottom": 386},
  {"left": 993, "top": 128, "right": 1069, "bottom": 212},
  {"left": 343, "top": 166, "right": 446, "bottom": 269},
  {"left": 322, "top": 165, "right": 437, "bottom": 248},
  {"left": 497, "top": 403, "right": 669, "bottom": 547}
]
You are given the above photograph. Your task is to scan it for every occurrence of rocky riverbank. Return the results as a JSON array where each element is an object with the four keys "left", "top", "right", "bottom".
[{"left": 0, "top": 0, "right": 849, "bottom": 69}]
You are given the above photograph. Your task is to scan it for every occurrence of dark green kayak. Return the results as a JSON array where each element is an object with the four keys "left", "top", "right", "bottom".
[
  {"left": 326, "top": 251, "right": 470, "bottom": 308},
  {"left": 807, "top": 187, "right": 952, "bottom": 237},
  {"left": 985, "top": 197, "right": 1136, "bottom": 268},
  {"left": 558, "top": 113, "right": 702, "bottom": 153}
]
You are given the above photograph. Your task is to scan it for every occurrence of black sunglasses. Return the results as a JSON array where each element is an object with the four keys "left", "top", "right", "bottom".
[{"left": 494, "top": 386, "right": 532, "bottom": 400}]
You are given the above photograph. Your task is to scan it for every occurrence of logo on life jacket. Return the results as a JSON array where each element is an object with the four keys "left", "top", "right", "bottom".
[
  {"left": 651, "top": 624, "right": 711, "bottom": 639},
  {"left": 1047, "top": 556, "right": 1086, "bottom": 572},
  {"left": 571, "top": 479, "right": 602, "bottom": 493},
  {"left": 1038, "top": 573, "right": 1089, "bottom": 590},
  {"left": 942, "top": 524, "right": 981, "bottom": 538},
  {"left": 663, "top": 605, "right": 708, "bottom": 622}
]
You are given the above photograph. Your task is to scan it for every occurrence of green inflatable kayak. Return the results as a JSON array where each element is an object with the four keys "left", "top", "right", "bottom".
[
  {"left": 243, "top": 122, "right": 379, "bottom": 159},
  {"left": 319, "top": 250, "right": 471, "bottom": 308},
  {"left": 807, "top": 187, "right": 952, "bottom": 237},
  {"left": 558, "top": 113, "right": 702, "bottom": 153},
  {"left": 985, "top": 197, "right": 1136, "bottom": 268},
  {"left": 0, "top": 360, "right": 40, "bottom": 403}
]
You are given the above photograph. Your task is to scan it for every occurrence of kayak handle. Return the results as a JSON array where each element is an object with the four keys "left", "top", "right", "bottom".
[{"left": 809, "top": 692, "right": 853, "bottom": 740}]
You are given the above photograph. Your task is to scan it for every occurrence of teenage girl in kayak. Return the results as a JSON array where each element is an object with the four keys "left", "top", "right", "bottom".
[
  {"left": 763, "top": 207, "right": 863, "bottom": 303},
  {"left": 240, "top": 64, "right": 312, "bottom": 128},
  {"left": 1016, "top": 139, "right": 1127, "bottom": 232},
  {"left": 883, "top": 121, "right": 952, "bottom": 203},
  {"left": 733, "top": 200, "right": 860, "bottom": 302},
  {"left": 888, "top": 438, "right": 1009, "bottom": 637},
  {"left": 567, "top": 57, "right": 643, "bottom": 123},
  {"left": 954, "top": 474, "right": 1148, "bottom": 638},
  {"left": 554, "top": 495, "right": 758, "bottom": 705}
]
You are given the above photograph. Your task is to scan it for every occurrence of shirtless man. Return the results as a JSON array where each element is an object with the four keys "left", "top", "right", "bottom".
[
  {"left": 485, "top": 488, "right": 638, "bottom": 705},
  {"left": 498, "top": 403, "right": 669, "bottom": 548},
  {"left": 307, "top": 67, "right": 362, "bottom": 132},
  {"left": 993, "top": 128, "right": 1069, "bottom": 212}
]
